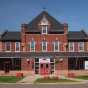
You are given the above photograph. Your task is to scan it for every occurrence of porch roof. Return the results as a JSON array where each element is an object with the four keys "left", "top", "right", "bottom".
[{"left": 0, "top": 52, "right": 88, "bottom": 58}]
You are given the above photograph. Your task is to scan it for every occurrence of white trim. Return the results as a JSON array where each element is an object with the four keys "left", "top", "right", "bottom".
[
  {"left": 40, "top": 16, "right": 49, "bottom": 26},
  {"left": 69, "top": 42, "right": 74, "bottom": 52},
  {"left": 42, "top": 41, "right": 47, "bottom": 52},
  {"left": 54, "top": 41, "right": 59, "bottom": 52},
  {"left": 0, "top": 57, "right": 21, "bottom": 58},
  {"left": 54, "top": 58, "right": 55, "bottom": 74},
  {"left": 15, "top": 42, "right": 20, "bottom": 52},
  {"left": 5, "top": 42, "right": 11, "bottom": 52},
  {"left": 78, "top": 42, "right": 84, "bottom": 52},
  {"left": 30, "top": 41, "right": 35, "bottom": 52}
]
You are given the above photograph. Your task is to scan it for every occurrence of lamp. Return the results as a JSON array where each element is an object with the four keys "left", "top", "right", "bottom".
[
  {"left": 27, "top": 59, "right": 30, "bottom": 64},
  {"left": 59, "top": 58, "right": 63, "bottom": 62}
]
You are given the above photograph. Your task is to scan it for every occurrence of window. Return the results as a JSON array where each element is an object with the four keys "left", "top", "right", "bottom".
[
  {"left": 30, "top": 40, "right": 35, "bottom": 52},
  {"left": 53, "top": 41, "right": 59, "bottom": 52},
  {"left": 41, "top": 64, "right": 43, "bottom": 68},
  {"left": 46, "top": 64, "right": 49, "bottom": 68},
  {"left": 79, "top": 42, "right": 84, "bottom": 52},
  {"left": 5, "top": 42, "right": 11, "bottom": 51},
  {"left": 42, "top": 41, "right": 47, "bottom": 52},
  {"left": 42, "top": 25, "right": 48, "bottom": 34},
  {"left": 14, "top": 58, "right": 21, "bottom": 70},
  {"left": 69, "top": 42, "right": 74, "bottom": 52},
  {"left": 15, "top": 42, "right": 20, "bottom": 52}
]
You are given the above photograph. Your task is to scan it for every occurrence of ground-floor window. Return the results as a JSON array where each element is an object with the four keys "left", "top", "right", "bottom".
[
  {"left": 68, "top": 58, "right": 86, "bottom": 70},
  {"left": 13, "top": 58, "right": 21, "bottom": 70},
  {"left": 0, "top": 58, "right": 21, "bottom": 71}
]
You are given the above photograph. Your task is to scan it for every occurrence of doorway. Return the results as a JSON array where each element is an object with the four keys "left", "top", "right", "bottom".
[
  {"left": 40, "top": 63, "right": 50, "bottom": 75},
  {"left": 4, "top": 61, "right": 10, "bottom": 73}
]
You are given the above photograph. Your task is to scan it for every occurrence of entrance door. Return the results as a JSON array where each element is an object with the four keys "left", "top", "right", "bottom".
[
  {"left": 4, "top": 62, "right": 10, "bottom": 73},
  {"left": 40, "top": 63, "right": 50, "bottom": 75}
]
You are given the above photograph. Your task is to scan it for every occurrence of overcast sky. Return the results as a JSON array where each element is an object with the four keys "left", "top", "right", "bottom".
[{"left": 0, "top": 0, "right": 88, "bottom": 32}]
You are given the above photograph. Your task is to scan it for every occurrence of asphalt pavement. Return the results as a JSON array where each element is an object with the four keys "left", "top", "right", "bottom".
[{"left": 0, "top": 84, "right": 88, "bottom": 88}]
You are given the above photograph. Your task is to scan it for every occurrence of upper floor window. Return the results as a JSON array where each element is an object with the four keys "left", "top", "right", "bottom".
[
  {"left": 15, "top": 42, "right": 20, "bottom": 52},
  {"left": 42, "top": 25, "right": 48, "bottom": 34},
  {"left": 78, "top": 42, "right": 84, "bottom": 52},
  {"left": 30, "top": 40, "right": 35, "bottom": 52},
  {"left": 5, "top": 42, "right": 11, "bottom": 51},
  {"left": 53, "top": 41, "right": 59, "bottom": 52},
  {"left": 69, "top": 42, "right": 74, "bottom": 52},
  {"left": 40, "top": 16, "right": 49, "bottom": 35},
  {"left": 42, "top": 41, "right": 47, "bottom": 52}
]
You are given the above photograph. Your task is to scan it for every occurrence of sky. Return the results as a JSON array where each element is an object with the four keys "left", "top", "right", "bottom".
[{"left": 0, "top": 0, "right": 88, "bottom": 32}]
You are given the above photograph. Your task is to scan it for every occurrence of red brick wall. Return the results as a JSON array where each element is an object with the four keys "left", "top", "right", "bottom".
[
  {"left": 55, "top": 57, "right": 68, "bottom": 70},
  {"left": 74, "top": 42, "right": 79, "bottom": 52},
  {"left": 68, "top": 42, "right": 88, "bottom": 52},
  {"left": 0, "top": 42, "right": 2, "bottom": 51},
  {"left": 1, "top": 42, "right": 20, "bottom": 52},
  {"left": 85, "top": 42, "right": 88, "bottom": 52},
  {"left": 21, "top": 24, "right": 68, "bottom": 52},
  {"left": 21, "top": 58, "right": 34, "bottom": 71}
]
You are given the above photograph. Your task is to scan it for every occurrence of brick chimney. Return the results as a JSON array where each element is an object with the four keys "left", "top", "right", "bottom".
[
  {"left": 63, "top": 23, "right": 68, "bottom": 34},
  {"left": 21, "top": 23, "right": 28, "bottom": 33}
]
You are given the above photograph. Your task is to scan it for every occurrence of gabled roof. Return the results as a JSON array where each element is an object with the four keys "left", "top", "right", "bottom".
[
  {"left": 27, "top": 11, "right": 64, "bottom": 33},
  {"left": 68, "top": 30, "right": 88, "bottom": 41},
  {"left": 0, "top": 31, "right": 21, "bottom": 41}
]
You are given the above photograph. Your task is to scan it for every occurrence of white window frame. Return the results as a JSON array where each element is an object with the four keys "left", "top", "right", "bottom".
[
  {"left": 5, "top": 42, "right": 11, "bottom": 52},
  {"left": 42, "top": 25, "right": 48, "bottom": 34},
  {"left": 69, "top": 42, "right": 74, "bottom": 52},
  {"left": 30, "top": 41, "right": 35, "bottom": 52},
  {"left": 15, "top": 42, "right": 20, "bottom": 52},
  {"left": 42, "top": 41, "right": 47, "bottom": 52},
  {"left": 54, "top": 41, "right": 59, "bottom": 52},
  {"left": 78, "top": 42, "right": 84, "bottom": 52}
]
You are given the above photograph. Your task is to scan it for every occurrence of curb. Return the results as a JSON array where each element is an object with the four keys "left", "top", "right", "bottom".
[{"left": 0, "top": 81, "right": 86, "bottom": 85}]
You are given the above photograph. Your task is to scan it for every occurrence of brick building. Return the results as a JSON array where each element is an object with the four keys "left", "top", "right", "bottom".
[{"left": 0, "top": 11, "right": 88, "bottom": 75}]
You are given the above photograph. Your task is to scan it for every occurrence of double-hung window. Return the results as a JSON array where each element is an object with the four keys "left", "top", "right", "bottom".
[
  {"left": 15, "top": 42, "right": 20, "bottom": 52},
  {"left": 30, "top": 40, "right": 35, "bottom": 52},
  {"left": 79, "top": 42, "right": 84, "bottom": 52},
  {"left": 53, "top": 41, "right": 59, "bottom": 52},
  {"left": 42, "top": 41, "right": 47, "bottom": 52},
  {"left": 42, "top": 25, "right": 48, "bottom": 34},
  {"left": 69, "top": 42, "right": 74, "bottom": 52},
  {"left": 5, "top": 42, "right": 11, "bottom": 52}
]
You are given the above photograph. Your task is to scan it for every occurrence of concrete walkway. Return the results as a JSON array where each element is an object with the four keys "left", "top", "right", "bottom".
[
  {"left": 18, "top": 75, "right": 41, "bottom": 83},
  {"left": 18, "top": 74, "right": 88, "bottom": 84}
]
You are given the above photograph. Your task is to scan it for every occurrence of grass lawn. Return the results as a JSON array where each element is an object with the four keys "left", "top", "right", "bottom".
[
  {"left": 0, "top": 76, "right": 23, "bottom": 83},
  {"left": 35, "top": 78, "right": 76, "bottom": 83},
  {"left": 76, "top": 76, "right": 88, "bottom": 80}
]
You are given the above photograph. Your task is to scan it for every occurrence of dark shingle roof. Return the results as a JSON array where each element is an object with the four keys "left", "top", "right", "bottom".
[
  {"left": 0, "top": 31, "right": 21, "bottom": 41},
  {"left": 68, "top": 30, "right": 88, "bottom": 40},
  {"left": 27, "top": 11, "right": 64, "bottom": 33}
]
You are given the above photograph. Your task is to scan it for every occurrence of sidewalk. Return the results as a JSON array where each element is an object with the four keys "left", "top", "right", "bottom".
[
  {"left": 18, "top": 74, "right": 88, "bottom": 84},
  {"left": 18, "top": 75, "right": 41, "bottom": 83}
]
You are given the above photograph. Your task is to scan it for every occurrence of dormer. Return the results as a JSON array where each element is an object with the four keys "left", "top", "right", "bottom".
[{"left": 39, "top": 16, "right": 49, "bottom": 34}]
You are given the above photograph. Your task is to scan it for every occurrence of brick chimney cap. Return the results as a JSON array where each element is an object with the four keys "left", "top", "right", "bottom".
[{"left": 63, "top": 23, "right": 68, "bottom": 27}]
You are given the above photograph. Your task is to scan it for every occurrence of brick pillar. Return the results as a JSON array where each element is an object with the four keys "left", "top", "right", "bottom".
[
  {"left": 21, "top": 58, "right": 31, "bottom": 70},
  {"left": 55, "top": 57, "right": 68, "bottom": 70}
]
